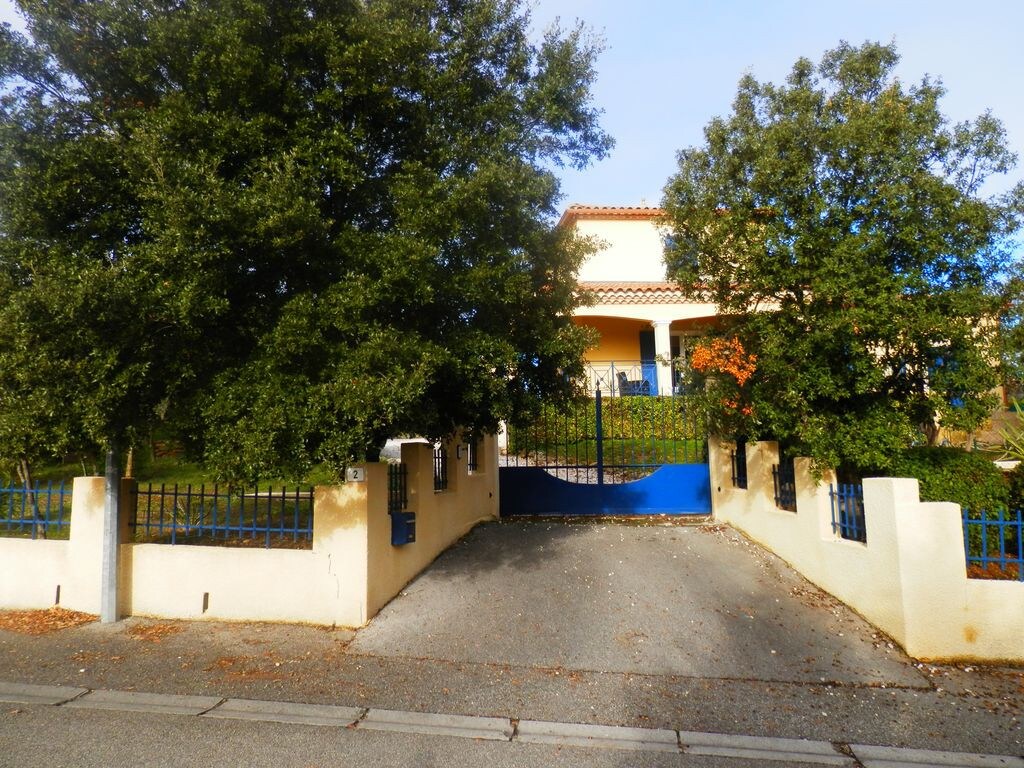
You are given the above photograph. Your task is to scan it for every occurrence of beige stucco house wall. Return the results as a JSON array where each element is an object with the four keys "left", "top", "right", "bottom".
[{"left": 563, "top": 205, "right": 719, "bottom": 395}]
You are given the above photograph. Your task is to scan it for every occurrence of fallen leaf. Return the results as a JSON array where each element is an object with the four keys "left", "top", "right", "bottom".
[
  {"left": 0, "top": 607, "right": 96, "bottom": 635},
  {"left": 126, "top": 622, "right": 182, "bottom": 643}
]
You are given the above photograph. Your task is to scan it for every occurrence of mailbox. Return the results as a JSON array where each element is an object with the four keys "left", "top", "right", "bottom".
[{"left": 389, "top": 511, "right": 416, "bottom": 546}]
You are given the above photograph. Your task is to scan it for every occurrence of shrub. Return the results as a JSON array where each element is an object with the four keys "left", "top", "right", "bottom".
[
  {"left": 881, "top": 447, "right": 1008, "bottom": 513},
  {"left": 878, "top": 448, "right": 1019, "bottom": 576},
  {"left": 1006, "top": 463, "right": 1024, "bottom": 511}
]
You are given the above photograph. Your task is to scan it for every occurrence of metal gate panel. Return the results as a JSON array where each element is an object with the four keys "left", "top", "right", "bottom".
[
  {"left": 499, "top": 464, "right": 710, "bottom": 517},
  {"left": 499, "top": 388, "right": 710, "bottom": 517}
]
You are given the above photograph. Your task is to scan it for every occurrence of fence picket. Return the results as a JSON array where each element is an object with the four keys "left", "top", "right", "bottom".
[
  {"left": 130, "top": 483, "right": 313, "bottom": 549},
  {"left": 503, "top": 387, "right": 706, "bottom": 484},
  {"left": 829, "top": 484, "right": 866, "bottom": 543},
  {"left": 963, "top": 508, "right": 1023, "bottom": 580},
  {"left": 0, "top": 482, "right": 72, "bottom": 538}
]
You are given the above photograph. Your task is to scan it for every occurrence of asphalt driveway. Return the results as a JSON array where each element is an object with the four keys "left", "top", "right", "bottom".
[{"left": 350, "top": 520, "right": 924, "bottom": 687}]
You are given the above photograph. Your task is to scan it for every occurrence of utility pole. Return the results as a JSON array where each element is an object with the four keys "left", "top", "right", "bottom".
[{"left": 100, "top": 444, "right": 120, "bottom": 623}]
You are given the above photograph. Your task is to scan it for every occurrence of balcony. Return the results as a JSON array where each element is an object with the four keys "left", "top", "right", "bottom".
[{"left": 585, "top": 360, "right": 682, "bottom": 398}]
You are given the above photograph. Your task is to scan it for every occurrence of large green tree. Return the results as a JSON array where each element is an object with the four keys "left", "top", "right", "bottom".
[
  {"left": 663, "top": 41, "right": 1023, "bottom": 472},
  {"left": 0, "top": 0, "right": 610, "bottom": 480}
]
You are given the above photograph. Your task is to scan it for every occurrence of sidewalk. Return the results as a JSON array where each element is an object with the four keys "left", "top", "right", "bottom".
[{"left": 1, "top": 520, "right": 1022, "bottom": 763}]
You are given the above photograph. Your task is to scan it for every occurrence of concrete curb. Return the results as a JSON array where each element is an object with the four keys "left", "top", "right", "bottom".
[
  {"left": 63, "top": 689, "right": 223, "bottom": 716},
  {"left": 358, "top": 708, "right": 514, "bottom": 741},
  {"left": 679, "top": 730, "right": 853, "bottom": 765},
  {"left": 516, "top": 719, "right": 679, "bottom": 752},
  {"left": 6, "top": 681, "right": 1023, "bottom": 767},
  {"left": 850, "top": 744, "right": 1024, "bottom": 767},
  {"left": 0, "top": 681, "right": 88, "bottom": 706},
  {"left": 203, "top": 698, "right": 365, "bottom": 727}
]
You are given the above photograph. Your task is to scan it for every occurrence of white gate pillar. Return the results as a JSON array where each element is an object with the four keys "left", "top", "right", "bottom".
[{"left": 652, "top": 320, "right": 673, "bottom": 395}]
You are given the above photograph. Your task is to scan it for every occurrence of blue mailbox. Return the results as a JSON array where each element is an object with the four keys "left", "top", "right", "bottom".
[{"left": 389, "top": 511, "right": 416, "bottom": 546}]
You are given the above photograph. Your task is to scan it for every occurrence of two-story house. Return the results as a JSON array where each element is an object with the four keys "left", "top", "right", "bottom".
[{"left": 564, "top": 205, "right": 719, "bottom": 396}]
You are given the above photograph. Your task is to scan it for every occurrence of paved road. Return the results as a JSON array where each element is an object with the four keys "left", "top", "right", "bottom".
[
  {"left": 1, "top": 704, "right": 838, "bottom": 768},
  {"left": 0, "top": 520, "right": 1021, "bottom": 766}
]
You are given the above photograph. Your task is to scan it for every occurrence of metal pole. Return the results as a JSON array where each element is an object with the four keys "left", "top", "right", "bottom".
[
  {"left": 595, "top": 388, "right": 604, "bottom": 486},
  {"left": 100, "top": 444, "right": 120, "bottom": 623}
]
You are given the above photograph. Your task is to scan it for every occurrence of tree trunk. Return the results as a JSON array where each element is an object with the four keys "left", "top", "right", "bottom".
[{"left": 16, "top": 458, "right": 43, "bottom": 538}]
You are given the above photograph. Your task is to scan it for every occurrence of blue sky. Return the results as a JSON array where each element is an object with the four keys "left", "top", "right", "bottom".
[
  {"left": 527, "top": 0, "right": 1024, "bottom": 209},
  {"left": 4, "top": 0, "right": 1023, "bottom": 213}
]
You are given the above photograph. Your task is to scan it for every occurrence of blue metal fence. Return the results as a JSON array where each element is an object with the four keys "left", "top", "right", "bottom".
[
  {"left": 962, "top": 508, "right": 1023, "bottom": 581},
  {"left": 0, "top": 481, "right": 72, "bottom": 538},
  {"left": 131, "top": 484, "right": 313, "bottom": 548},
  {"left": 829, "top": 483, "right": 866, "bottom": 543}
]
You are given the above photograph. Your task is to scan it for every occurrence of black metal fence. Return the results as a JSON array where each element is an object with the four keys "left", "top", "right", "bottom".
[
  {"left": 467, "top": 437, "right": 479, "bottom": 473},
  {"left": 503, "top": 390, "right": 706, "bottom": 484},
  {"left": 387, "top": 462, "right": 414, "bottom": 545},
  {"left": 730, "top": 438, "right": 748, "bottom": 489},
  {"left": 388, "top": 463, "right": 408, "bottom": 513},
  {"left": 433, "top": 445, "right": 448, "bottom": 491},
  {"left": 772, "top": 459, "right": 797, "bottom": 512},
  {"left": 830, "top": 483, "right": 866, "bottom": 543},
  {"left": 130, "top": 484, "right": 314, "bottom": 548},
  {"left": 0, "top": 481, "right": 72, "bottom": 539}
]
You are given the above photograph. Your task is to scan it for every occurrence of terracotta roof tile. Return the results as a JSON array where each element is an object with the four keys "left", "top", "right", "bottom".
[
  {"left": 580, "top": 281, "right": 674, "bottom": 291},
  {"left": 559, "top": 205, "right": 665, "bottom": 227},
  {"left": 578, "top": 281, "right": 690, "bottom": 305}
]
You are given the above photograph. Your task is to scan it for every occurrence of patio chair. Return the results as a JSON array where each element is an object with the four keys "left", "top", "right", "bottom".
[{"left": 617, "top": 371, "right": 651, "bottom": 396}]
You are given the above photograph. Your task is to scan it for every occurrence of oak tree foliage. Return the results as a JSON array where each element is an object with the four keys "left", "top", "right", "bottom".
[
  {"left": 0, "top": 0, "right": 611, "bottom": 479},
  {"left": 663, "top": 41, "right": 1023, "bottom": 472}
]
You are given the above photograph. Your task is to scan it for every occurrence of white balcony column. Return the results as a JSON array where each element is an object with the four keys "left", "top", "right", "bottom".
[{"left": 652, "top": 320, "right": 673, "bottom": 395}]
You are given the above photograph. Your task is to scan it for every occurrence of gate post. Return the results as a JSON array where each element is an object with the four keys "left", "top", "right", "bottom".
[{"left": 595, "top": 388, "right": 604, "bottom": 486}]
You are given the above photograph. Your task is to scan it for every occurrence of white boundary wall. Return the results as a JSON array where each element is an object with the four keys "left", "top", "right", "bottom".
[
  {"left": 0, "top": 434, "right": 499, "bottom": 629},
  {"left": 710, "top": 438, "right": 1024, "bottom": 662}
]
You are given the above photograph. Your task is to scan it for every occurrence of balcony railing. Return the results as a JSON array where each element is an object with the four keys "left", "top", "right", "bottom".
[{"left": 585, "top": 360, "right": 682, "bottom": 397}]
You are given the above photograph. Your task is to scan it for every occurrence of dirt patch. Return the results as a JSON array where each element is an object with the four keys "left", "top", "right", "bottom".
[
  {"left": 697, "top": 523, "right": 729, "bottom": 534},
  {"left": 203, "top": 654, "right": 287, "bottom": 681},
  {"left": 0, "top": 607, "right": 96, "bottom": 635}
]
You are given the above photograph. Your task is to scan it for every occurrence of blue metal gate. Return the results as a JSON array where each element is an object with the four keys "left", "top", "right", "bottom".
[{"left": 499, "top": 388, "right": 711, "bottom": 516}]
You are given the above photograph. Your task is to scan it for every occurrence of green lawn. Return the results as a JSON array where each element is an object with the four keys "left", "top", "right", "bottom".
[{"left": 4, "top": 453, "right": 336, "bottom": 490}]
